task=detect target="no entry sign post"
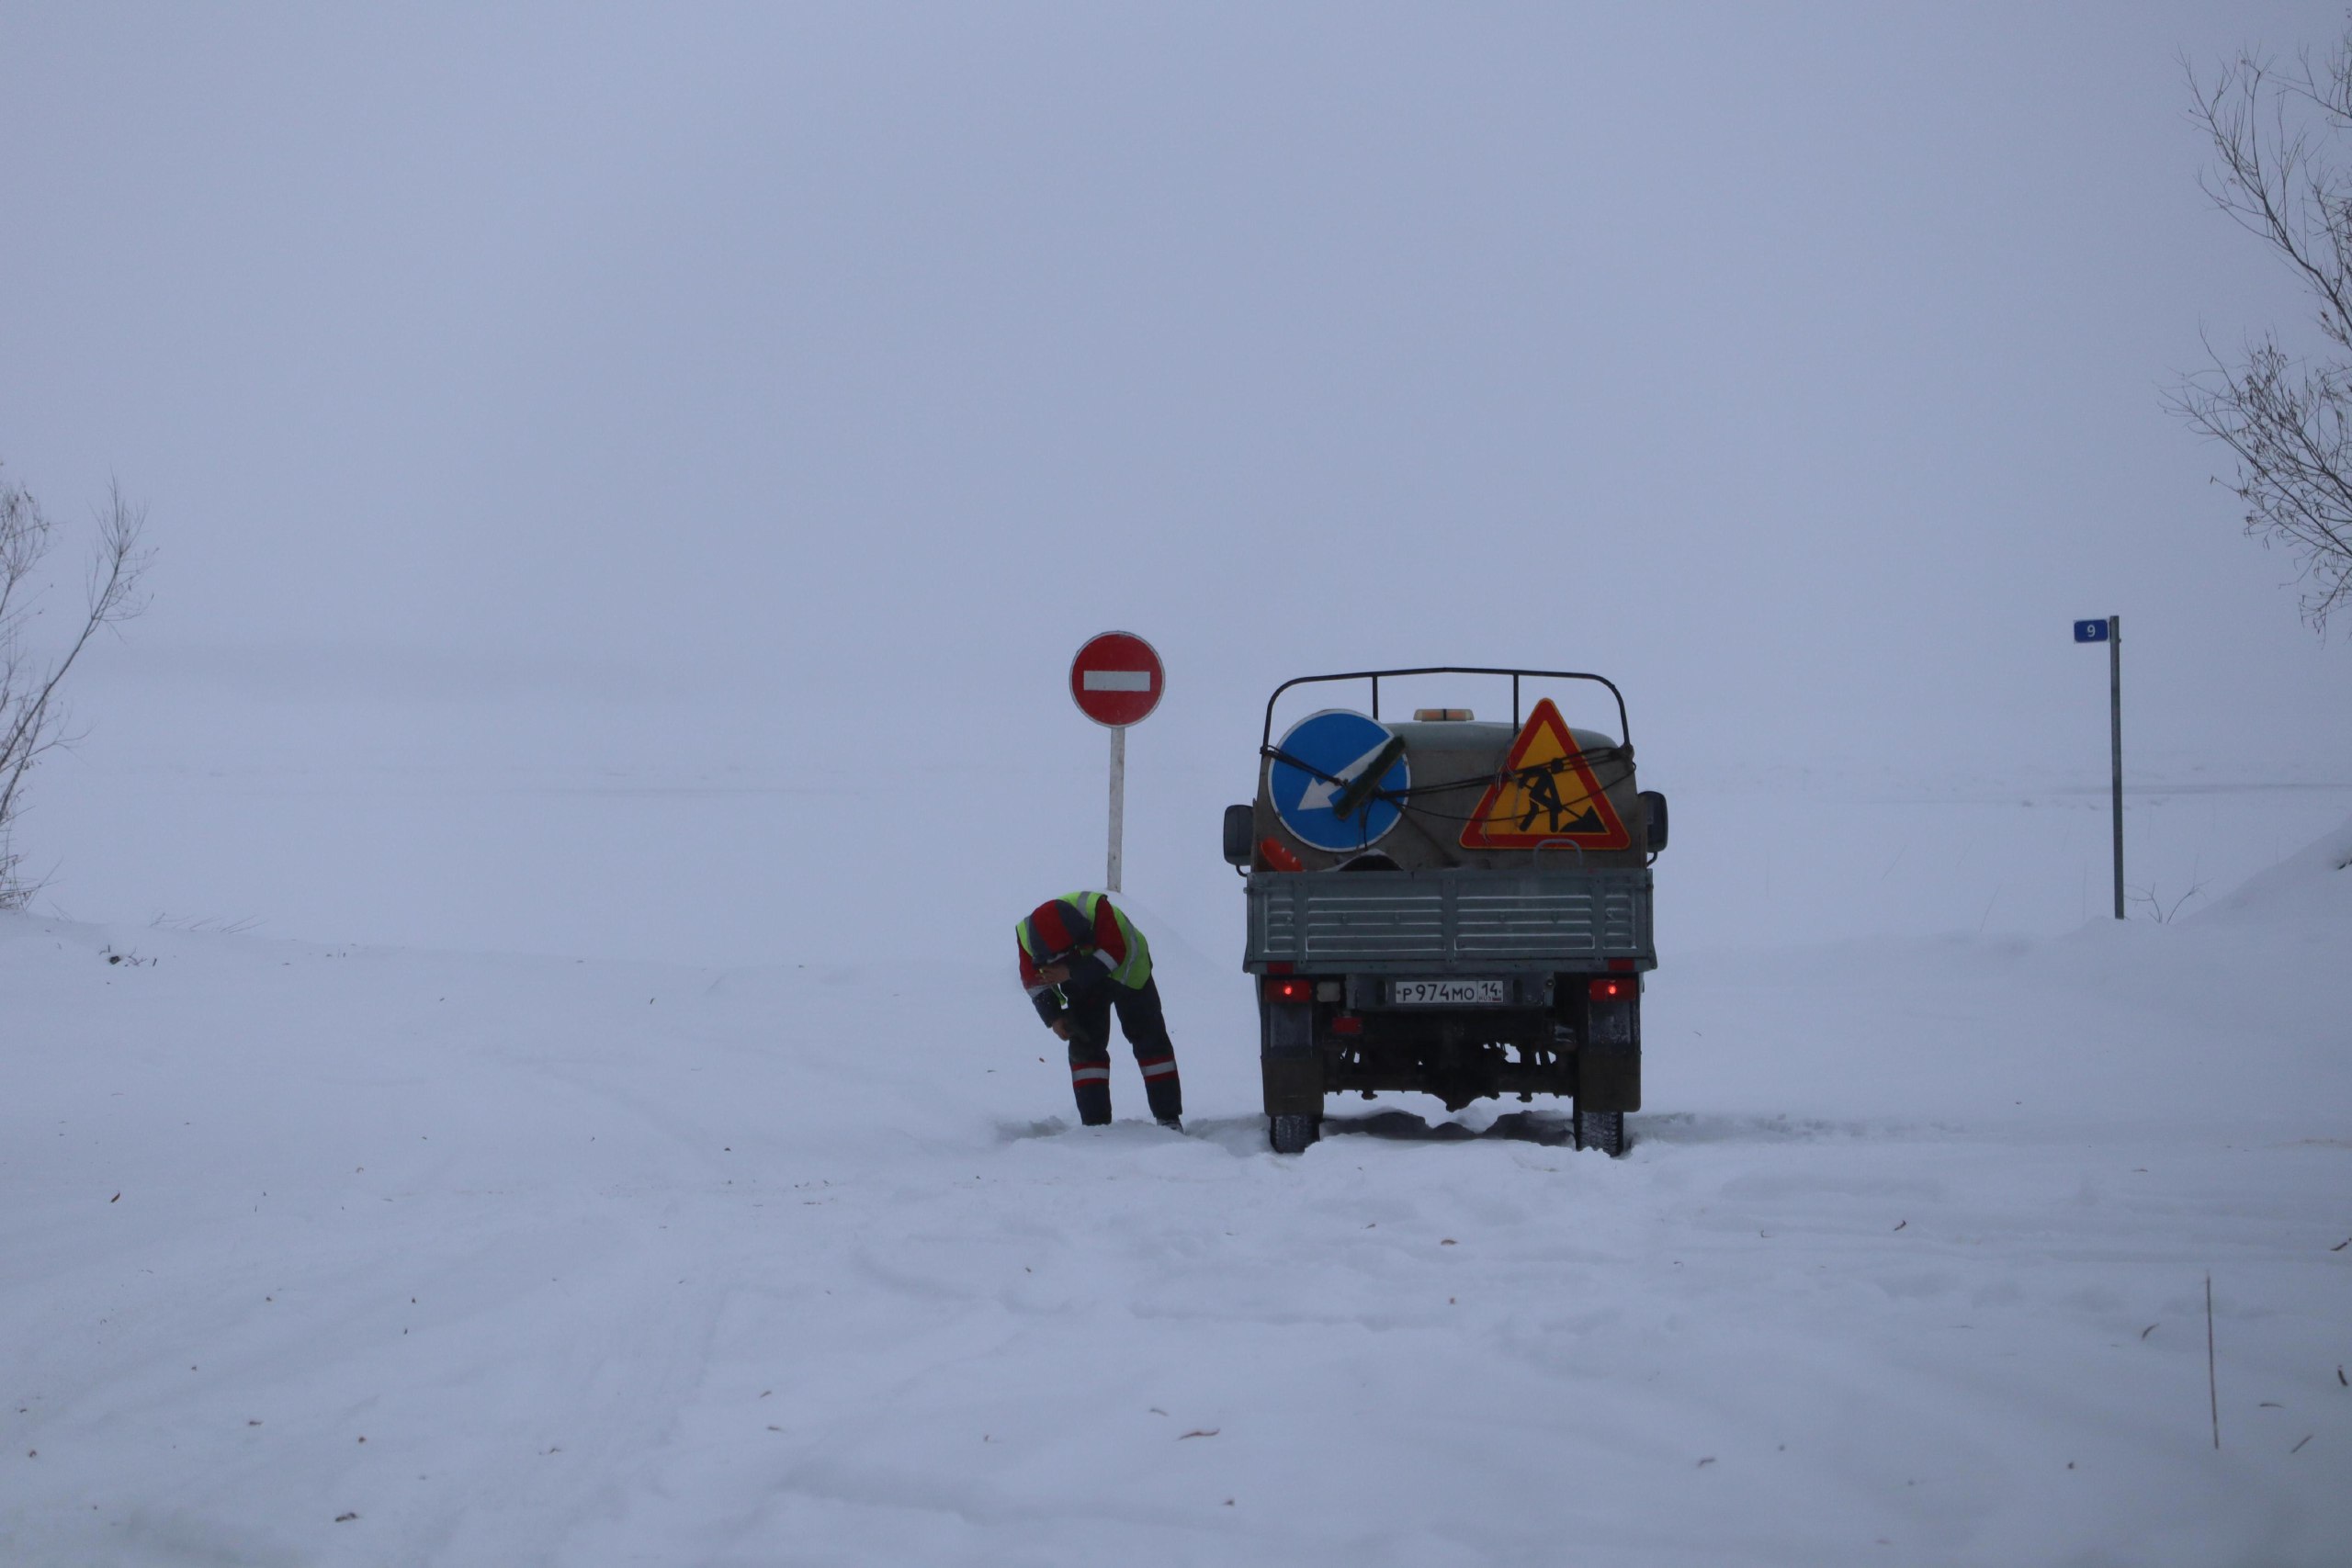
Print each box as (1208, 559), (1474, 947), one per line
(1069, 631), (1164, 893)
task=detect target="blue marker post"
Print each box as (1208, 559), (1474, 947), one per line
(2074, 616), (2122, 919)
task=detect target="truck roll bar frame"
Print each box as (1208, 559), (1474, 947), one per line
(1259, 667), (1632, 751)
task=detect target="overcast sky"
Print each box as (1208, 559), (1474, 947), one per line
(4, 3), (2349, 949)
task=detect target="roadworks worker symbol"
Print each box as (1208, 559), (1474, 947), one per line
(1458, 697), (1633, 851)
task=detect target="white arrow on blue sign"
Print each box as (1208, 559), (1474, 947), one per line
(2074, 618), (2110, 643)
(1268, 709), (1410, 852)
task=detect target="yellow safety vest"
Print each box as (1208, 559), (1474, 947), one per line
(1015, 891), (1153, 989)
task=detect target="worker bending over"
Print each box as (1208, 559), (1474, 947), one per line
(1016, 893), (1183, 1130)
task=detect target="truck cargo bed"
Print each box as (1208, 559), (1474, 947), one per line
(1243, 866), (1655, 974)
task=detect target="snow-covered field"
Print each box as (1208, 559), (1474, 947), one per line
(5, 773), (2348, 1567)
(17, 4), (2352, 1559)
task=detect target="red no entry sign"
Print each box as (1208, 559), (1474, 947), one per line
(1069, 631), (1164, 728)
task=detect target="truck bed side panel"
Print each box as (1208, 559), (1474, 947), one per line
(1246, 868), (1654, 973)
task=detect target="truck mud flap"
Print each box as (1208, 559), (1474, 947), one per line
(1577, 1044), (1641, 1112)
(1577, 987), (1641, 1112)
(1260, 1001), (1322, 1116)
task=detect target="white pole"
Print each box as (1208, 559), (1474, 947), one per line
(1107, 725), (1125, 893)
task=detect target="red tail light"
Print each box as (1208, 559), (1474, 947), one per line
(1607, 957), (1636, 974)
(1330, 1015), (1364, 1035)
(1267, 977), (1314, 1003)
(1588, 977), (1630, 1001)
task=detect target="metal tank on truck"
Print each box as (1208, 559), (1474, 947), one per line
(1219, 668), (1668, 1156)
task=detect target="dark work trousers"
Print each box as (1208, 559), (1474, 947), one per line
(1063, 975), (1182, 1126)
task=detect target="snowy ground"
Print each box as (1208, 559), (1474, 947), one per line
(5, 795), (2348, 1566)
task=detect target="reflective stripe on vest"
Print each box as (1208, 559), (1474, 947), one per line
(1014, 891), (1152, 989)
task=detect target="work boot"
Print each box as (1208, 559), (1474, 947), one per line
(1158, 1116), (1183, 1133)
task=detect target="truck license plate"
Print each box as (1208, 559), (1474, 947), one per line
(1390, 978), (1510, 1007)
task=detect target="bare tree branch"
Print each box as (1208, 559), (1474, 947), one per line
(2172, 31), (2352, 634)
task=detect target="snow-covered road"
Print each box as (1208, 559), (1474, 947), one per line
(4, 822), (2348, 1565)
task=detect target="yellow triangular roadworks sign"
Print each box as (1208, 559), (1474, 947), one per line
(1458, 698), (1633, 851)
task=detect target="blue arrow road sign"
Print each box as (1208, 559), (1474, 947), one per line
(2074, 618), (2110, 642)
(1268, 709), (1411, 853)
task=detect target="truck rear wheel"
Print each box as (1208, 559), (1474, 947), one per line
(1269, 1113), (1320, 1155)
(1574, 1106), (1627, 1157)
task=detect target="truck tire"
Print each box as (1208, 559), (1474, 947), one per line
(1269, 1113), (1320, 1155)
(1574, 1106), (1627, 1157)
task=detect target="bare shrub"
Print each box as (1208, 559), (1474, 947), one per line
(0, 464), (153, 908)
